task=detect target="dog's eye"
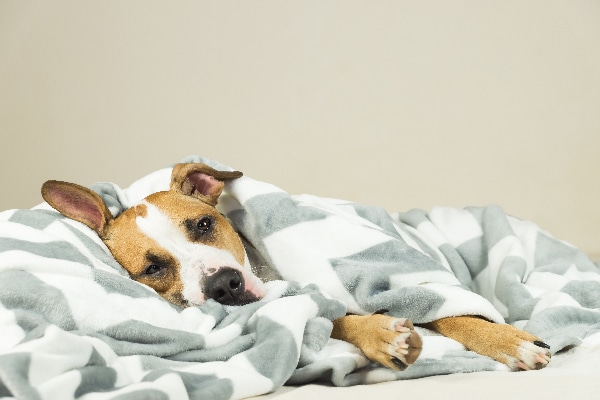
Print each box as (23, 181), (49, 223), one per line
(145, 264), (166, 276)
(196, 217), (212, 234)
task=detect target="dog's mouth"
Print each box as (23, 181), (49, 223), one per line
(202, 267), (262, 306)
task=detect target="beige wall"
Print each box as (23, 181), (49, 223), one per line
(1, 0), (599, 257)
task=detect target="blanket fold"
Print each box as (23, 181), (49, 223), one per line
(1, 155), (599, 399)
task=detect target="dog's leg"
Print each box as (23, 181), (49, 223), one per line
(422, 316), (551, 371)
(331, 314), (422, 370)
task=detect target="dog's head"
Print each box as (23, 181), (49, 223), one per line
(42, 163), (265, 307)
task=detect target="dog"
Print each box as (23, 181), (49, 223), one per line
(41, 162), (551, 372)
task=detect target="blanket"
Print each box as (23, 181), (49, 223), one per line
(1, 155), (599, 399)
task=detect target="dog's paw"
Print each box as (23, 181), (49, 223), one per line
(484, 324), (551, 371)
(472, 320), (551, 371)
(382, 317), (423, 370)
(423, 316), (551, 371)
(505, 336), (551, 371)
(334, 314), (422, 370)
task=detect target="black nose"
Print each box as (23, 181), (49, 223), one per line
(203, 268), (246, 305)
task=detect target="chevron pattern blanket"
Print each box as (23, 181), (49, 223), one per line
(1, 155), (599, 399)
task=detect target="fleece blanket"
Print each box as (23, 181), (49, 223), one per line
(1, 155), (600, 399)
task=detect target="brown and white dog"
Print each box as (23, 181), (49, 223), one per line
(41, 163), (551, 371)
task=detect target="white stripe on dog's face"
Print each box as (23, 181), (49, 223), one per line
(136, 201), (245, 306)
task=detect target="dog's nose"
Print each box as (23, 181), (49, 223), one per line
(203, 268), (246, 306)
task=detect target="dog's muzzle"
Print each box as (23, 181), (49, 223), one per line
(203, 267), (259, 306)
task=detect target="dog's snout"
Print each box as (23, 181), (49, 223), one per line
(203, 268), (246, 306)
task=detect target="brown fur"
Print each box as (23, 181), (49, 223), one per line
(423, 316), (550, 370)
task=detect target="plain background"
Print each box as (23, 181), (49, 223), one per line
(1, 0), (599, 258)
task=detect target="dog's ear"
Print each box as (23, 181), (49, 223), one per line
(170, 163), (243, 206)
(41, 180), (113, 237)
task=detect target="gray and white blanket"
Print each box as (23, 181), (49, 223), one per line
(1, 155), (599, 399)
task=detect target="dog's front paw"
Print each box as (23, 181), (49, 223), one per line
(484, 323), (551, 371)
(380, 317), (423, 370)
(423, 316), (551, 371)
(332, 314), (422, 371)
(507, 336), (552, 371)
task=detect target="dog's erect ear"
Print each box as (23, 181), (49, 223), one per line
(41, 180), (113, 237)
(170, 163), (243, 206)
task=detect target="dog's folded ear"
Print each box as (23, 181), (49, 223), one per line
(41, 180), (113, 237)
(170, 163), (243, 206)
